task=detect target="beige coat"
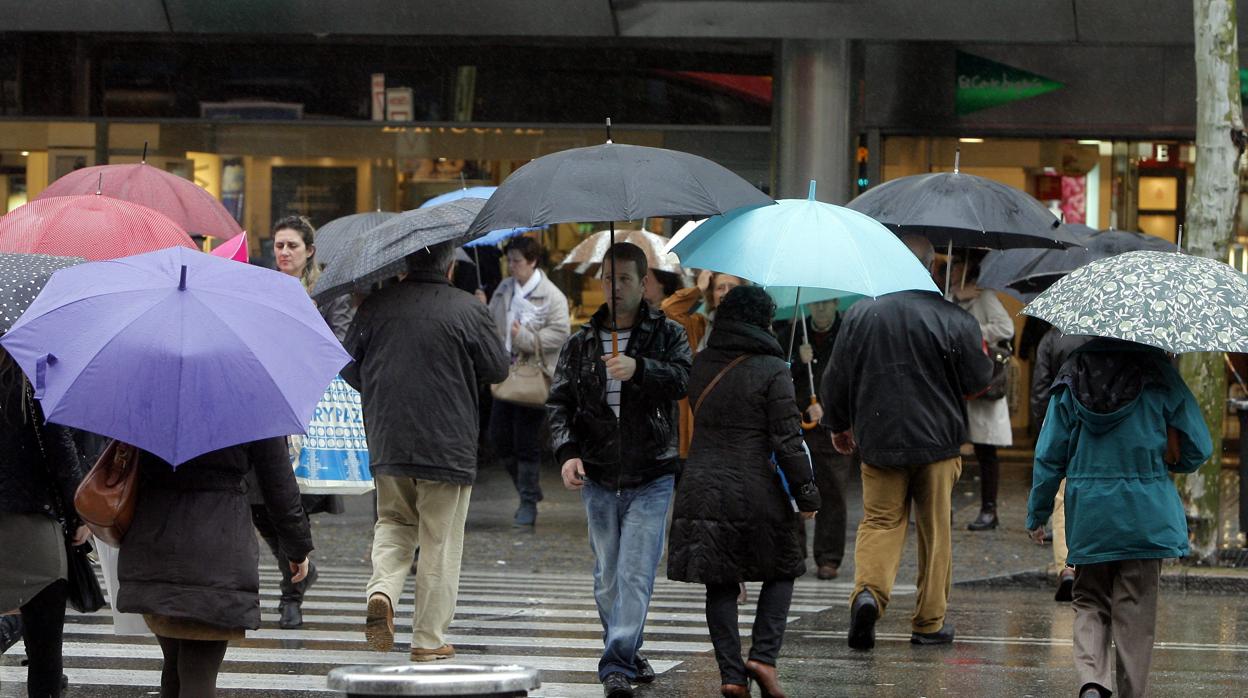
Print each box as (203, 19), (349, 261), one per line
(488, 271), (571, 377)
(956, 290), (1014, 446)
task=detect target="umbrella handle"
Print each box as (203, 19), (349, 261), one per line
(801, 396), (820, 431)
(611, 330), (619, 356)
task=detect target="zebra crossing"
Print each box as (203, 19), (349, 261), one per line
(1, 566), (900, 697)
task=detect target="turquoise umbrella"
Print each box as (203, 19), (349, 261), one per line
(669, 180), (939, 299)
(670, 179), (938, 427)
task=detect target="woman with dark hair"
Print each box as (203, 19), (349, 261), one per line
(667, 285), (820, 698)
(0, 349), (85, 697)
(485, 235), (570, 526)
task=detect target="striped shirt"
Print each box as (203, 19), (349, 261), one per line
(598, 328), (633, 418)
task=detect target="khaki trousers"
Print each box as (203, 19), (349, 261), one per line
(1072, 558), (1162, 698)
(1052, 479), (1068, 569)
(366, 475), (472, 649)
(852, 457), (961, 634)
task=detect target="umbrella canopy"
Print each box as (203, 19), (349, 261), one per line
(466, 142), (773, 237)
(37, 162), (243, 239)
(0, 195), (197, 261)
(980, 226), (1176, 299)
(209, 232), (249, 263)
(663, 218), (705, 255)
(558, 229), (681, 276)
(0, 246), (350, 466)
(670, 181), (940, 299)
(310, 198), (486, 303)
(1022, 251), (1248, 353)
(846, 169), (1072, 249)
(0, 253), (84, 334)
(314, 211), (399, 271)
(420, 186), (537, 249)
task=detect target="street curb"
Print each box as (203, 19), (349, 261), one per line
(955, 567), (1248, 593)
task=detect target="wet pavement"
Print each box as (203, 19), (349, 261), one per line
(5, 457), (1248, 696)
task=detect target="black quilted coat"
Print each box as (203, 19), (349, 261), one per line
(667, 320), (820, 585)
(117, 438), (312, 630)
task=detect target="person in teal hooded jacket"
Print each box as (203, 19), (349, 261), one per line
(1026, 338), (1212, 698)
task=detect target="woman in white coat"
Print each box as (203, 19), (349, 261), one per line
(949, 259), (1014, 531)
(485, 236), (570, 527)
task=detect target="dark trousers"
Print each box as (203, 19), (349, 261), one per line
(796, 429), (850, 566)
(490, 399), (545, 504)
(250, 505), (311, 605)
(20, 579), (67, 698)
(972, 444), (1000, 509)
(705, 579), (794, 686)
(154, 635), (229, 698)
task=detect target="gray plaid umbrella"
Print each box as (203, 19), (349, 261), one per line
(0, 252), (84, 334)
(1022, 251), (1248, 353)
(979, 227), (1177, 300)
(310, 198), (485, 303)
(314, 211), (399, 271)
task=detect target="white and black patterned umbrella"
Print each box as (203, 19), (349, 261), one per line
(0, 252), (84, 334)
(310, 198), (485, 303)
(1023, 251), (1248, 353)
(558, 229), (681, 276)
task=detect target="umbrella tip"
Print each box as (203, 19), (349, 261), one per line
(178, 265), (187, 291)
(807, 180), (817, 201)
(953, 148), (961, 174)
(142, 141), (148, 164)
(95, 173), (103, 196)
(605, 117), (613, 144)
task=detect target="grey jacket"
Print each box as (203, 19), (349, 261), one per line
(487, 271), (570, 376)
(342, 272), (509, 484)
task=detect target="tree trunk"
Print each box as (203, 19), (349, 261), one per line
(1181, 0), (1242, 563)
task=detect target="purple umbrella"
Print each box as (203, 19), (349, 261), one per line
(0, 245), (350, 466)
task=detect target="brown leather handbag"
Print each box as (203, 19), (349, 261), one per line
(74, 440), (140, 547)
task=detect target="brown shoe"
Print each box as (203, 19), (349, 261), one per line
(364, 593), (394, 652)
(745, 659), (786, 698)
(816, 563), (839, 580)
(410, 644), (455, 662)
(721, 683), (751, 697)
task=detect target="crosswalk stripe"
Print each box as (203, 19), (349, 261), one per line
(3, 565), (869, 697)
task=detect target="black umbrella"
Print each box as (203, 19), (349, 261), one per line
(979, 226), (1178, 300)
(467, 121), (772, 351)
(310, 198), (486, 303)
(846, 161), (1073, 251)
(314, 211), (399, 271)
(0, 252), (84, 334)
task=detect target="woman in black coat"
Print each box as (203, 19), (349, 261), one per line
(667, 286), (820, 698)
(0, 350), (86, 697)
(117, 437), (313, 698)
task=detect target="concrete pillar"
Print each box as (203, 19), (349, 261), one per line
(774, 39), (854, 204)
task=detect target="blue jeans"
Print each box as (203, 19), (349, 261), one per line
(582, 474), (675, 680)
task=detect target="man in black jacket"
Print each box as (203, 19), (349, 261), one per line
(823, 235), (993, 651)
(547, 242), (691, 698)
(343, 241), (509, 662)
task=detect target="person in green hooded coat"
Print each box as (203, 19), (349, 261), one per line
(1026, 338), (1212, 698)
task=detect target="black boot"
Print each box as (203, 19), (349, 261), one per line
(967, 506), (998, 531)
(279, 561), (317, 629)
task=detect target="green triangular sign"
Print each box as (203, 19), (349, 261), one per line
(956, 51), (1063, 115)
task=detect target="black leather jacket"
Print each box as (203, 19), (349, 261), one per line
(546, 302), (691, 489)
(823, 291), (993, 468)
(0, 380), (84, 528)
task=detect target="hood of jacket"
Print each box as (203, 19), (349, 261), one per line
(1055, 338), (1168, 433)
(705, 319), (785, 359)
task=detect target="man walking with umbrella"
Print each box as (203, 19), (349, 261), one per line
(343, 241), (509, 661)
(547, 242), (692, 698)
(824, 235), (993, 650)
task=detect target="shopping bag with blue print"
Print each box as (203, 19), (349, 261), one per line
(290, 376), (373, 494)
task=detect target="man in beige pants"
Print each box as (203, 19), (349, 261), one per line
(824, 235), (993, 650)
(343, 241), (508, 661)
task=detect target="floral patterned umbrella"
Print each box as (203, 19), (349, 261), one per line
(558, 228), (681, 276)
(1022, 250), (1248, 353)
